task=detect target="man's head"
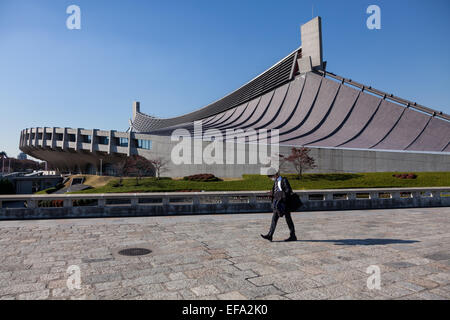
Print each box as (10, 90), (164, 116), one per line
(266, 167), (280, 181)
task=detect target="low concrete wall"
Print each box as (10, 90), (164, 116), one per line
(0, 187), (449, 220)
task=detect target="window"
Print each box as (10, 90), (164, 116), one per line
(82, 135), (92, 143)
(118, 137), (128, 147)
(137, 139), (152, 150)
(68, 134), (76, 142)
(98, 136), (109, 145)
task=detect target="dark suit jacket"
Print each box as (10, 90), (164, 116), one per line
(270, 177), (293, 201)
(270, 177), (293, 216)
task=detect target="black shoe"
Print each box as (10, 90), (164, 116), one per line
(261, 234), (273, 242)
(284, 235), (297, 242)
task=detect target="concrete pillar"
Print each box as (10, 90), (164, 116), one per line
(44, 127), (50, 148)
(62, 128), (68, 150)
(75, 128), (80, 151)
(132, 101), (140, 121)
(298, 56), (313, 74)
(98, 198), (105, 207)
(192, 196), (200, 206)
(63, 198), (72, 208)
(27, 199), (37, 208)
(42, 127), (46, 147)
(127, 131), (132, 156)
(51, 127), (56, 149)
(299, 193), (308, 204)
(90, 129), (96, 152)
(300, 16), (323, 70)
(34, 127), (38, 147)
(108, 130), (112, 155)
(221, 195), (229, 206)
(28, 128), (32, 147)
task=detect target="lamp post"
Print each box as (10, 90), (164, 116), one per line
(100, 159), (103, 176)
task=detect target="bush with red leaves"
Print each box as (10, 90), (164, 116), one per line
(392, 173), (417, 179)
(183, 174), (222, 182)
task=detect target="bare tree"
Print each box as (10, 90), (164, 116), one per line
(149, 157), (169, 180)
(284, 147), (317, 179)
(114, 155), (155, 185)
(129, 155), (155, 185)
(113, 158), (130, 186)
(134, 156), (155, 185)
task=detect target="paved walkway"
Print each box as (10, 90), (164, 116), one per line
(0, 207), (449, 300)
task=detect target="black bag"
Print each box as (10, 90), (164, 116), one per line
(273, 199), (287, 217)
(287, 192), (303, 211)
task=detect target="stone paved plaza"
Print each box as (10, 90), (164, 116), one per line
(0, 207), (449, 300)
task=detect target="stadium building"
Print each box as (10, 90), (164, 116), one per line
(19, 17), (450, 177)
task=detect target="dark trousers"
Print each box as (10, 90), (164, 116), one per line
(268, 210), (296, 238)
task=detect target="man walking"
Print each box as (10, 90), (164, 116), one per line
(261, 169), (297, 242)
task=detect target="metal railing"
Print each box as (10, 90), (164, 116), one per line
(316, 69), (450, 122)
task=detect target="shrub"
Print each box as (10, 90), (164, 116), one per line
(183, 174), (222, 182)
(392, 173), (417, 179)
(38, 200), (63, 207)
(41, 183), (65, 194)
(51, 200), (64, 207)
(0, 179), (14, 194)
(44, 187), (57, 194)
(73, 199), (97, 207)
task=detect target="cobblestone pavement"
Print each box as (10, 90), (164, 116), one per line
(0, 207), (449, 300)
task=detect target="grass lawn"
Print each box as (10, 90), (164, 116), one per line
(71, 172), (450, 194)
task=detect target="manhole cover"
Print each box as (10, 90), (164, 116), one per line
(118, 248), (152, 256)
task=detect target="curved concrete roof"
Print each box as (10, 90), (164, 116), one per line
(132, 48), (301, 132)
(132, 50), (450, 154)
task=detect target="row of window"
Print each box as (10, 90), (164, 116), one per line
(137, 139), (152, 150)
(25, 133), (152, 150)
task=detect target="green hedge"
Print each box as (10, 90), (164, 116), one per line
(0, 179), (14, 195)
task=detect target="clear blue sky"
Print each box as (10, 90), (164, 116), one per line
(1, 0), (449, 159)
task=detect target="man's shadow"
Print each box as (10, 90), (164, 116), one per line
(272, 238), (420, 245)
